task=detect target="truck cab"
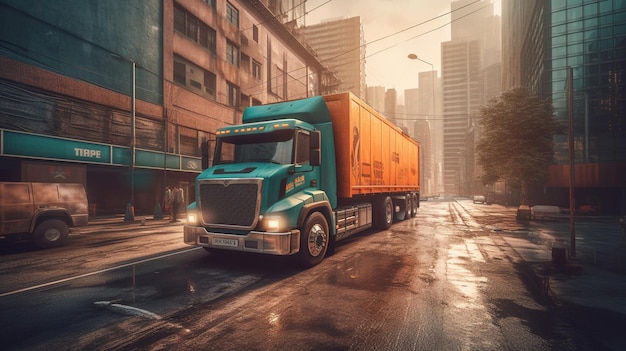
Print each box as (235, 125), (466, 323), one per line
(185, 117), (332, 266)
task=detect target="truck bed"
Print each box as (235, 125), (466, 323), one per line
(323, 92), (420, 198)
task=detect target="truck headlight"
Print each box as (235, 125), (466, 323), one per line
(262, 215), (284, 232)
(187, 213), (198, 225)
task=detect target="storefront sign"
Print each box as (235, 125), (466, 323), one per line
(2, 130), (201, 172)
(3, 130), (111, 163)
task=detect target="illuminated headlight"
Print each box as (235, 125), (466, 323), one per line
(262, 215), (284, 232)
(187, 213), (198, 225)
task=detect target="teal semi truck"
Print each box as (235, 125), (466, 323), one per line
(184, 92), (420, 267)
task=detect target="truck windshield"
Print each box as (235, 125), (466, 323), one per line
(215, 129), (294, 165)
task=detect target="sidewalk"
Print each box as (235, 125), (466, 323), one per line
(499, 215), (626, 316)
(74, 214), (186, 235)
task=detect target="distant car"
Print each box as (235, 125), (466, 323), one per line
(473, 195), (486, 204)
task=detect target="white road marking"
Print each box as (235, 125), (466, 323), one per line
(0, 247), (201, 298)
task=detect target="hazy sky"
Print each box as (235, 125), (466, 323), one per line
(304, 0), (500, 100)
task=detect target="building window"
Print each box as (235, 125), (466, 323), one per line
(204, 70), (216, 97)
(179, 126), (200, 156)
(226, 41), (239, 66)
(252, 60), (262, 80)
(241, 53), (251, 74)
(241, 93), (250, 109)
(253, 25), (259, 42)
(252, 98), (262, 106)
(203, 0), (216, 9)
(226, 2), (239, 28)
(173, 55), (216, 99)
(174, 61), (186, 85)
(271, 64), (285, 98)
(174, 4), (216, 53)
(227, 82), (240, 107)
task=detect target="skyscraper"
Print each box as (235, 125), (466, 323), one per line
(303, 17), (366, 99)
(503, 0), (626, 213)
(441, 40), (482, 195)
(441, 0), (501, 196)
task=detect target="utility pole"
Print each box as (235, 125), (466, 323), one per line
(567, 67), (576, 257)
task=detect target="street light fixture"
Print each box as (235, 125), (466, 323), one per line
(407, 53), (436, 118)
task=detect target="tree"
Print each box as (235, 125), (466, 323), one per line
(475, 87), (561, 205)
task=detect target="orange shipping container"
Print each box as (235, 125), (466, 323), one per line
(323, 92), (420, 199)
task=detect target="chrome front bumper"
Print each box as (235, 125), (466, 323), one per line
(184, 225), (300, 255)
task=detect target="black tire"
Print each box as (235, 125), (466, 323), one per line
(33, 219), (69, 248)
(373, 196), (394, 230)
(406, 194), (413, 218)
(298, 212), (329, 267)
(411, 193), (418, 217)
(395, 196), (407, 221)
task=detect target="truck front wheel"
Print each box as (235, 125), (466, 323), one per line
(33, 219), (69, 248)
(298, 212), (329, 267)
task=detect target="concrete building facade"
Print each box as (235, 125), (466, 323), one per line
(0, 0), (326, 215)
(302, 16), (366, 99)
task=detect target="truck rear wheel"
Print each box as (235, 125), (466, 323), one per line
(33, 219), (69, 248)
(373, 196), (393, 230)
(411, 193), (418, 217)
(298, 212), (329, 267)
(406, 194), (413, 218)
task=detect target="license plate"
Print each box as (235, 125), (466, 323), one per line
(213, 238), (238, 247)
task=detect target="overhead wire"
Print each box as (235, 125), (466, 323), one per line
(242, 0), (489, 98)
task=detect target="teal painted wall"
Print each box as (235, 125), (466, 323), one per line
(0, 0), (162, 104)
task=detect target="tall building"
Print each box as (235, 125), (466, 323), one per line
(366, 85), (386, 113)
(441, 40), (482, 196)
(503, 0), (626, 213)
(0, 0), (326, 215)
(441, 0), (501, 196)
(417, 71), (443, 196)
(385, 88), (398, 124)
(303, 17), (366, 99)
(405, 70), (442, 197)
(414, 120), (433, 197)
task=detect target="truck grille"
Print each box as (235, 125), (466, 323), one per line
(198, 179), (262, 230)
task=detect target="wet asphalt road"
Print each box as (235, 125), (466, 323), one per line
(0, 199), (600, 350)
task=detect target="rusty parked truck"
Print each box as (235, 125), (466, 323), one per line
(0, 182), (88, 247)
(184, 92), (420, 267)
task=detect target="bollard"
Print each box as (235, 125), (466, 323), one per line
(552, 239), (567, 264)
(516, 205), (531, 221)
(141, 217), (146, 226)
(124, 202), (135, 222)
(154, 203), (163, 219)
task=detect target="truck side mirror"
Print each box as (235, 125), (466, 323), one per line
(201, 140), (211, 169)
(310, 130), (321, 167)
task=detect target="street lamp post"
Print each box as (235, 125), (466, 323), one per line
(407, 54), (436, 118)
(408, 53), (437, 195)
(111, 53), (137, 221)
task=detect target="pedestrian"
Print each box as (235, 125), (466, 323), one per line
(163, 186), (172, 220)
(172, 184), (184, 222)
